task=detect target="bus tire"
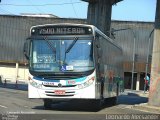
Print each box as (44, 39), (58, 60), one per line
(110, 97), (117, 105)
(105, 97), (117, 106)
(88, 99), (103, 111)
(43, 99), (52, 109)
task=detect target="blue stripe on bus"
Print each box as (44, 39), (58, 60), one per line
(75, 77), (86, 82)
(33, 76), (86, 83)
(33, 77), (60, 82)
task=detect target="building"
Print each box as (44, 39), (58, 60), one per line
(111, 21), (154, 90)
(0, 15), (154, 90)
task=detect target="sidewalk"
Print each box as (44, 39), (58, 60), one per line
(0, 80), (28, 91)
(133, 103), (160, 114)
(125, 89), (149, 97)
(123, 89), (160, 114)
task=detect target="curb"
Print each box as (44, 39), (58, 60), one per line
(133, 103), (160, 114)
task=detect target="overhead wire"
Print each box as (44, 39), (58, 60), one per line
(0, 7), (15, 15)
(27, 0), (44, 14)
(0, 1), (83, 30)
(0, 1), (51, 29)
(0, 1), (83, 63)
(0, 2), (82, 7)
(70, 0), (78, 18)
(0, 7), (37, 31)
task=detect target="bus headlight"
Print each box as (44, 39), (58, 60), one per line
(29, 78), (42, 89)
(78, 77), (95, 89)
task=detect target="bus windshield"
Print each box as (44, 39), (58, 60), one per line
(30, 38), (94, 73)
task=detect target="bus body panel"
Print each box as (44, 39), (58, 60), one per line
(28, 71), (98, 99)
(25, 23), (123, 103)
(94, 28), (123, 99)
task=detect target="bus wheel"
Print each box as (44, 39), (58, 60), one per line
(43, 99), (52, 109)
(105, 97), (117, 106)
(89, 99), (103, 112)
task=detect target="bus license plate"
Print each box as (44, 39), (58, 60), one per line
(54, 90), (65, 95)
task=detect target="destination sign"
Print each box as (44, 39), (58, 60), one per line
(31, 26), (93, 36)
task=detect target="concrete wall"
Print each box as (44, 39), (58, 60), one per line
(0, 65), (29, 83)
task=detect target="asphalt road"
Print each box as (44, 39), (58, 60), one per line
(0, 86), (152, 120)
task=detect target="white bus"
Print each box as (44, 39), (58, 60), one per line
(24, 23), (123, 110)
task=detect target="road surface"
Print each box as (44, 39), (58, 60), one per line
(0, 86), (154, 120)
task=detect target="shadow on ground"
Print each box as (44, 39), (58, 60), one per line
(32, 93), (148, 112)
(0, 82), (28, 91)
(0, 83), (148, 112)
(32, 99), (118, 112)
(117, 93), (148, 105)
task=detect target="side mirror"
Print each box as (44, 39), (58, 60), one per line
(23, 40), (30, 60)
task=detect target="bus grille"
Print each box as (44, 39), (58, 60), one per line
(46, 95), (74, 97)
(45, 91), (75, 97)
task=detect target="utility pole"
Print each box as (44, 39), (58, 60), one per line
(131, 32), (136, 90)
(82, 0), (122, 36)
(144, 29), (154, 93)
(149, 0), (160, 106)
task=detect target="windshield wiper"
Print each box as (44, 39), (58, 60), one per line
(44, 37), (56, 54)
(65, 37), (78, 53)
